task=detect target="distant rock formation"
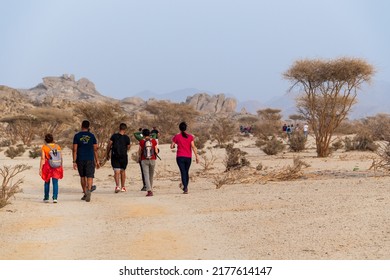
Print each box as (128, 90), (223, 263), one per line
(185, 93), (237, 113)
(20, 74), (115, 105)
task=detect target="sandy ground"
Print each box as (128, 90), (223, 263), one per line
(1, 136), (390, 260)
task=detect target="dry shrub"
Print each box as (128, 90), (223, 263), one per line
(261, 136), (285, 155)
(192, 125), (209, 150)
(344, 133), (378, 152)
(199, 148), (217, 172)
(288, 132), (306, 152)
(359, 114), (390, 141)
(144, 100), (200, 143)
(5, 145), (25, 159)
(369, 142), (390, 173)
(29, 146), (41, 159)
(210, 117), (237, 146)
(213, 157), (309, 188)
(0, 164), (31, 208)
(224, 144), (250, 171)
(331, 137), (344, 151)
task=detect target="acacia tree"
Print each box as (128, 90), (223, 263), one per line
(284, 57), (374, 157)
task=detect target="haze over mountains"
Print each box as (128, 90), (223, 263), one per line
(1, 74), (389, 120)
(132, 80), (390, 119)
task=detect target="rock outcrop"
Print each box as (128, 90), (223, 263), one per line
(20, 74), (115, 106)
(185, 93), (237, 113)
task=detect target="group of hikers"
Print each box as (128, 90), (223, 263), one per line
(39, 120), (199, 203)
(282, 123), (309, 139)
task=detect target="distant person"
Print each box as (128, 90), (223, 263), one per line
(106, 123), (131, 193)
(39, 133), (63, 203)
(138, 129), (158, 197)
(282, 124), (287, 132)
(134, 127), (147, 191)
(73, 120), (100, 202)
(303, 123), (309, 138)
(170, 122), (199, 194)
(150, 126), (160, 144)
(286, 125), (292, 139)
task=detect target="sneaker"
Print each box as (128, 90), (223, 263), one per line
(53, 199), (58, 203)
(43, 199), (49, 203)
(81, 194), (87, 200)
(85, 190), (91, 202)
(121, 187), (127, 192)
(91, 185), (97, 192)
(146, 191), (153, 197)
(183, 189), (188, 194)
(115, 186), (120, 193)
(179, 183), (183, 190)
(140, 186), (147, 191)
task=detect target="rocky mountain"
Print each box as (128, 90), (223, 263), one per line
(186, 93), (237, 114)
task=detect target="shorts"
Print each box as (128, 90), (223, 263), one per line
(111, 156), (128, 171)
(76, 160), (95, 178)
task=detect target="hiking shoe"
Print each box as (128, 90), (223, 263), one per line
(85, 190), (91, 202)
(146, 191), (153, 197)
(183, 189), (188, 194)
(121, 187), (127, 192)
(43, 199), (49, 203)
(179, 183), (183, 190)
(140, 186), (147, 191)
(91, 185), (97, 192)
(81, 194), (87, 200)
(115, 186), (120, 193)
(53, 199), (58, 203)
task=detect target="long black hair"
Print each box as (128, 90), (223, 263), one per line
(179, 122), (188, 138)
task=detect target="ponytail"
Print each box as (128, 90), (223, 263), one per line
(179, 122), (188, 138)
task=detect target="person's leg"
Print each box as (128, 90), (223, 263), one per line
(139, 162), (146, 190)
(114, 169), (120, 192)
(149, 160), (156, 191)
(141, 160), (152, 193)
(52, 178), (59, 201)
(183, 157), (192, 192)
(44, 181), (50, 201)
(80, 177), (87, 193)
(84, 160), (95, 202)
(120, 170), (126, 191)
(176, 157), (187, 190)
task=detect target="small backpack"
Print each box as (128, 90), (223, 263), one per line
(143, 139), (154, 159)
(112, 134), (128, 158)
(46, 144), (62, 168)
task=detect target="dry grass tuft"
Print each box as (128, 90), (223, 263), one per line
(0, 164), (31, 208)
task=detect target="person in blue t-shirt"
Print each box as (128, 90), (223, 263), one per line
(72, 120), (100, 202)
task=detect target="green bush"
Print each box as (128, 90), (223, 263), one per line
(29, 146), (41, 159)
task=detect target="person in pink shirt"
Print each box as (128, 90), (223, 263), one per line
(170, 122), (199, 194)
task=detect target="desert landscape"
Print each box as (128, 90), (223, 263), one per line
(1, 135), (389, 260)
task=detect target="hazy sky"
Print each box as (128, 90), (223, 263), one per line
(1, 0), (389, 102)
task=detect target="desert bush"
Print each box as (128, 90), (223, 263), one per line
(143, 100), (199, 143)
(261, 136), (285, 155)
(288, 132), (306, 152)
(224, 144), (250, 171)
(0, 139), (11, 147)
(29, 146), (41, 159)
(344, 133), (378, 152)
(5, 145), (26, 159)
(192, 125), (209, 150)
(359, 114), (390, 141)
(199, 149), (217, 172)
(210, 117), (237, 146)
(331, 138), (344, 151)
(0, 164), (31, 208)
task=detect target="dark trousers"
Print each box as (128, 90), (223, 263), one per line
(176, 157), (192, 191)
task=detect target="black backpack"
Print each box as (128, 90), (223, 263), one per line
(111, 134), (128, 158)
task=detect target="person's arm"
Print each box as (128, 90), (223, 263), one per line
(106, 140), (113, 160)
(39, 147), (45, 176)
(138, 144), (142, 162)
(191, 141), (199, 164)
(72, 143), (78, 170)
(94, 144), (100, 169)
